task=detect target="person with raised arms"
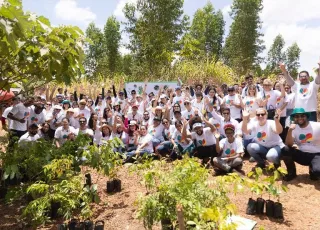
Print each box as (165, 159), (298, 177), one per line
(242, 108), (284, 170)
(282, 108), (320, 181)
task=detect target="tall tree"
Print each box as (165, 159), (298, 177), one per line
(265, 34), (286, 74)
(285, 42), (301, 77)
(84, 22), (105, 79)
(104, 16), (121, 74)
(123, 0), (188, 76)
(189, 2), (225, 60)
(223, 0), (264, 75)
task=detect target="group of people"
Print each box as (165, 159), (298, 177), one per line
(1, 63), (320, 181)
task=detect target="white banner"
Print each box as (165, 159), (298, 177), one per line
(125, 82), (179, 95)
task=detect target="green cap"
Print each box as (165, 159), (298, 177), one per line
(290, 108), (310, 121)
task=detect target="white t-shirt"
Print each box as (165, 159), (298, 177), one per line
(137, 133), (153, 152)
(172, 95), (185, 111)
(286, 93), (295, 110)
(77, 107), (91, 123)
(19, 133), (41, 145)
(191, 127), (216, 147)
(46, 111), (64, 130)
(292, 81), (319, 112)
(181, 109), (196, 121)
(29, 109), (45, 125)
(76, 128), (94, 136)
(263, 90), (281, 110)
(191, 99), (204, 112)
(243, 96), (260, 114)
(9, 103), (31, 131)
(172, 129), (192, 149)
(2, 106), (12, 128)
(163, 125), (175, 140)
(223, 94), (241, 119)
(292, 122), (320, 153)
(148, 124), (164, 139)
(54, 126), (77, 145)
(127, 112), (143, 123)
(275, 94), (289, 117)
(210, 112), (241, 137)
(248, 120), (284, 148)
(219, 138), (244, 158)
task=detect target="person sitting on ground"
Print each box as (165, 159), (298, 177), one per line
(282, 108), (320, 181)
(242, 108), (284, 170)
(19, 123), (41, 146)
(182, 117), (217, 165)
(54, 117), (76, 148)
(213, 124), (244, 174)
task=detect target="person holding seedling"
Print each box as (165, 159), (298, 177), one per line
(282, 108), (320, 181)
(213, 124), (244, 174)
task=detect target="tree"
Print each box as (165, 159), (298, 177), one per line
(123, 0), (188, 76)
(104, 16), (121, 74)
(188, 2), (225, 60)
(265, 34), (286, 74)
(84, 22), (106, 80)
(0, 0), (85, 94)
(285, 42), (301, 77)
(223, 0), (264, 75)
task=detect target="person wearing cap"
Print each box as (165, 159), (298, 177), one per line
(18, 123), (41, 146)
(29, 102), (45, 126)
(221, 86), (242, 122)
(62, 100), (71, 112)
(191, 92), (204, 113)
(65, 108), (78, 128)
(242, 108), (284, 170)
(96, 123), (112, 146)
(127, 104), (142, 124)
(46, 104), (64, 138)
(126, 120), (139, 151)
(148, 116), (165, 148)
(182, 117), (217, 165)
(280, 62), (320, 122)
(159, 94), (168, 107)
(171, 87), (186, 111)
(282, 108), (320, 181)
(181, 99), (201, 121)
(213, 124), (244, 174)
(7, 96), (34, 139)
(76, 99), (91, 125)
(54, 117), (77, 148)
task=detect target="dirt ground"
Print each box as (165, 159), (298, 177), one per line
(0, 128), (320, 230)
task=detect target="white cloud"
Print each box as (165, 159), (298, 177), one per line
(261, 0), (320, 75)
(221, 4), (231, 17)
(55, 0), (96, 24)
(114, 0), (138, 19)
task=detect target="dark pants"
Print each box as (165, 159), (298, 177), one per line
(235, 118), (242, 123)
(9, 129), (27, 148)
(282, 146), (320, 177)
(309, 111), (317, 122)
(193, 144), (217, 161)
(279, 117), (287, 142)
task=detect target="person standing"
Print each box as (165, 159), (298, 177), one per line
(280, 62), (320, 121)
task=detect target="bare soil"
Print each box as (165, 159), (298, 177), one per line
(0, 128), (320, 230)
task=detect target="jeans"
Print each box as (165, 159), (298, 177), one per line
(126, 149), (151, 157)
(156, 141), (173, 155)
(152, 137), (164, 148)
(243, 138), (254, 150)
(247, 143), (281, 165)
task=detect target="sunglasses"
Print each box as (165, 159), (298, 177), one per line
(46, 104), (52, 106)
(256, 113), (266, 117)
(162, 121), (169, 125)
(79, 120), (86, 123)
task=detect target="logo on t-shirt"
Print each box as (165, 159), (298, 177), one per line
(214, 123), (220, 129)
(30, 117), (38, 123)
(299, 88), (308, 97)
(225, 148), (235, 156)
(149, 129), (156, 135)
(177, 135), (182, 141)
(299, 133), (313, 143)
(245, 100), (254, 107)
(198, 139), (206, 146)
(24, 112), (30, 118)
(226, 100), (233, 105)
(63, 134), (68, 139)
(276, 97), (281, 104)
(257, 132), (267, 142)
(80, 113), (84, 117)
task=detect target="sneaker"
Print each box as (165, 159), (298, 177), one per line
(249, 157), (256, 162)
(283, 173), (297, 181)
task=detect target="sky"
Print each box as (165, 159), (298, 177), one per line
(22, 0), (320, 76)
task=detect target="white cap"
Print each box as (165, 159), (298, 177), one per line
(53, 105), (62, 110)
(160, 94), (167, 99)
(193, 123), (203, 130)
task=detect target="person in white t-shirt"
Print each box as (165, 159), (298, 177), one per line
(182, 117), (217, 165)
(148, 116), (164, 147)
(213, 124), (244, 174)
(125, 125), (154, 162)
(221, 86), (242, 122)
(8, 97), (34, 138)
(75, 99), (91, 126)
(19, 123), (41, 146)
(280, 62), (320, 121)
(76, 117), (94, 138)
(2, 97), (20, 131)
(46, 105), (64, 138)
(54, 117), (77, 147)
(282, 108), (320, 181)
(242, 108), (284, 170)
(29, 102), (45, 126)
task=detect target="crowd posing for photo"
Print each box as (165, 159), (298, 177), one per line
(1, 63), (320, 181)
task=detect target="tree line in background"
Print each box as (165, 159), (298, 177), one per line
(84, 0), (301, 84)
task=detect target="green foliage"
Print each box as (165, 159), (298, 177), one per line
(265, 34), (286, 75)
(223, 0), (265, 76)
(135, 158), (237, 229)
(184, 2), (225, 61)
(286, 42), (301, 78)
(0, 0), (85, 93)
(123, 0), (188, 76)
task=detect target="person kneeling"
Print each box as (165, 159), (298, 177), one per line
(213, 124), (244, 174)
(282, 108), (320, 181)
